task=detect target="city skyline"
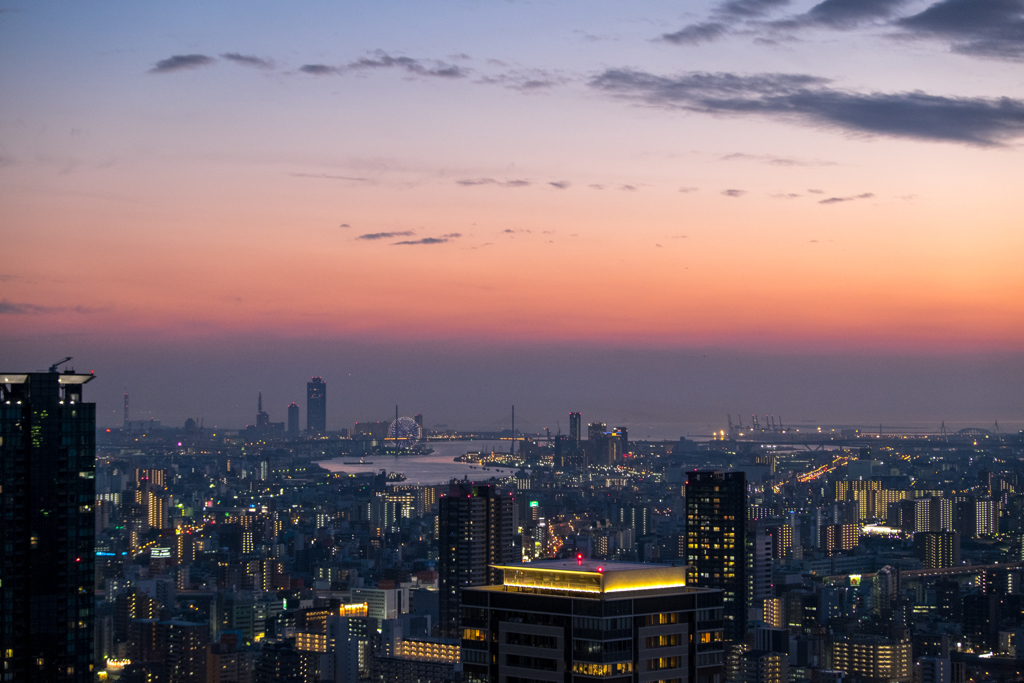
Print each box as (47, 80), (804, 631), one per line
(1, 1), (1022, 432)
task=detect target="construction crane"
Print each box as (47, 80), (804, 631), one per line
(49, 356), (73, 373)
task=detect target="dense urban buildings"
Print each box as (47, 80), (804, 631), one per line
(0, 368), (97, 682)
(2, 375), (1016, 683)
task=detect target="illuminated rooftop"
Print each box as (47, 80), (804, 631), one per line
(490, 559), (689, 596)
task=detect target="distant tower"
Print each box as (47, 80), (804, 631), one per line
(307, 377), (326, 434)
(569, 412), (581, 444)
(287, 402), (300, 439)
(256, 391), (270, 427)
(123, 392), (129, 430)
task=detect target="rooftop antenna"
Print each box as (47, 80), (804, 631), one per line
(49, 356), (73, 373)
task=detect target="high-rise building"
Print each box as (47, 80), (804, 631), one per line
(438, 483), (515, 637)
(461, 559), (726, 683)
(686, 470), (748, 642)
(307, 376), (326, 434)
(820, 523), (860, 557)
(0, 369), (97, 682)
(287, 402), (300, 438)
(569, 411), (582, 444)
(915, 531), (961, 569)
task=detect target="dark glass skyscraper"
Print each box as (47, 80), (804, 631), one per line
(438, 483), (515, 637)
(287, 401), (300, 438)
(569, 411), (581, 444)
(306, 376), (326, 434)
(686, 470), (747, 642)
(0, 369), (96, 682)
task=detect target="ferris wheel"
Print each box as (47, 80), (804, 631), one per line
(387, 416), (423, 449)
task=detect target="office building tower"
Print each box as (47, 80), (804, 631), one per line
(287, 402), (300, 438)
(0, 368), (96, 682)
(569, 411), (582, 444)
(438, 483), (515, 637)
(915, 531), (961, 569)
(307, 376), (326, 434)
(686, 470), (748, 642)
(461, 559), (725, 683)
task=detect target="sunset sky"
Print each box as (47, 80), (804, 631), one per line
(2, 1), (1022, 434)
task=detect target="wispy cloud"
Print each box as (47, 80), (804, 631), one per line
(0, 299), (97, 314)
(662, 22), (730, 45)
(590, 69), (1024, 146)
(357, 231), (416, 240)
(722, 189), (747, 197)
(394, 233), (461, 245)
(299, 64), (341, 75)
(221, 52), (273, 68)
(661, 0), (791, 44)
(721, 152), (836, 166)
(819, 192), (874, 204)
(549, 181), (571, 189)
(348, 51), (468, 78)
(289, 172), (372, 182)
(150, 54), (215, 73)
(456, 178), (531, 187)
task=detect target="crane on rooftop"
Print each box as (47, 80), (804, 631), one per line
(49, 356), (73, 373)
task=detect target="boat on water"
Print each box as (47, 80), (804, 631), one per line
(342, 460), (373, 465)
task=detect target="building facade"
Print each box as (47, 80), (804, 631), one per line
(0, 369), (97, 682)
(461, 559), (726, 683)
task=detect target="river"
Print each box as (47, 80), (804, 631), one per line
(315, 440), (522, 485)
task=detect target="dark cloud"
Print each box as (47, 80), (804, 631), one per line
(456, 178), (530, 187)
(590, 69), (1024, 146)
(348, 52), (468, 78)
(777, 0), (911, 29)
(357, 231), (416, 240)
(898, 0), (1024, 60)
(662, 0), (791, 44)
(150, 54), (215, 73)
(339, 223), (351, 228)
(299, 64), (341, 75)
(549, 181), (571, 189)
(502, 229), (515, 234)
(808, 188), (825, 193)
(662, 22), (729, 44)
(0, 299), (95, 314)
(819, 192), (874, 204)
(719, 0), (793, 18)
(620, 184), (638, 191)
(221, 53), (273, 68)
(394, 236), (453, 245)
(723, 189), (747, 197)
